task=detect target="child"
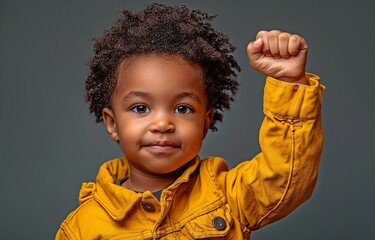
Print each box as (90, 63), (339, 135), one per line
(56, 3), (324, 240)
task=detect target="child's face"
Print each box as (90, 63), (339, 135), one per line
(102, 54), (213, 175)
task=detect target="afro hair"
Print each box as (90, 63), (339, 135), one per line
(85, 3), (240, 131)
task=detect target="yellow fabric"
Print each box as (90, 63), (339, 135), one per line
(56, 73), (325, 240)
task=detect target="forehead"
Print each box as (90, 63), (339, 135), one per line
(114, 53), (206, 96)
(118, 53), (203, 78)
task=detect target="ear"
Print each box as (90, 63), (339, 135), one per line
(102, 107), (119, 142)
(203, 108), (214, 138)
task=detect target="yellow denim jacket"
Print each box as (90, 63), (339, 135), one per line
(56, 74), (324, 240)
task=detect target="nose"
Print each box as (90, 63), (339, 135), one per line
(149, 112), (175, 133)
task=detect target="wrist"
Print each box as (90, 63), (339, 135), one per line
(278, 73), (308, 85)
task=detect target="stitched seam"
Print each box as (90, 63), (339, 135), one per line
(62, 197), (94, 223)
(291, 85), (301, 116)
(263, 110), (318, 122)
(298, 87), (305, 117)
(209, 158), (226, 198)
(155, 200), (217, 238)
(174, 197), (225, 228)
(255, 120), (296, 228)
(60, 222), (78, 240)
(185, 207), (230, 237)
(111, 231), (153, 240)
(94, 192), (141, 221)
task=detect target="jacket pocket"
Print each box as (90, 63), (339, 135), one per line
(184, 203), (233, 239)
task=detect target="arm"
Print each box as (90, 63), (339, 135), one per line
(224, 30), (324, 230)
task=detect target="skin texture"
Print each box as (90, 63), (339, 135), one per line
(247, 30), (308, 84)
(102, 54), (213, 192)
(103, 30), (308, 192)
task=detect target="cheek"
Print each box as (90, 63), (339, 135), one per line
(178, 119), (205, 143)
(118, 118), (147, 143)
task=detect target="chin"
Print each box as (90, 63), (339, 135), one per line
(147, 164), (187, 176)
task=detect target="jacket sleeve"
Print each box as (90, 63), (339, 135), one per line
(224, 73), (325, 230)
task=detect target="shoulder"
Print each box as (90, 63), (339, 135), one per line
(200, 156), (229, 174)
(197, 156), (230, 191)
(59, 196), (113, 239)
(62, 196), (106, 225)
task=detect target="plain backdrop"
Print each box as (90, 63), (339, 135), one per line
(1, 0), (374, 239)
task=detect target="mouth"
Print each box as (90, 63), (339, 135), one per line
(142, 141), (180, 152)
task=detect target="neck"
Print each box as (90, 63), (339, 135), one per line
(122, 164), (189, 193)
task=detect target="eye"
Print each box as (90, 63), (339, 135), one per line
(131, 105), (150, 114)
(174, 105), (193, 114)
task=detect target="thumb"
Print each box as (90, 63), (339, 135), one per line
(247, 38), (263, 66)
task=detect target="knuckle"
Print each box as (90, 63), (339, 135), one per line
(257, 30), (268, 35)
(290, 34), (300, 42)
(270, 29), (281, 36)
(270, 29), (281, 33)
(256, 30), (267, 38)
(278, 32), (290, 40)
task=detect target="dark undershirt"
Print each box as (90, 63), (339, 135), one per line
(115, 177), (162, 200)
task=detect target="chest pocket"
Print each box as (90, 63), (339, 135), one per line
(184, 203), (233, 239)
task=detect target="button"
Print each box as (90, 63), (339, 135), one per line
(293, 85), (299, 91)
(141, 201), (156, 212)
(212, 216), (226, 230)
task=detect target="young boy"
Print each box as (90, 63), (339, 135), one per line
(56, 3), (324, 240)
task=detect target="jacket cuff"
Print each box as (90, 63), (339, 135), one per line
(263, 73), (325, 119)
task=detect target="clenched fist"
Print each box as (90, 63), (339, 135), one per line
(247, 30), (308, 85)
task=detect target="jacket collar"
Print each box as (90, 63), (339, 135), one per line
(85, 156), (201, 221)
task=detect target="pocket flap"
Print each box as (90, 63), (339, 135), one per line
(185, 204), (233, 238)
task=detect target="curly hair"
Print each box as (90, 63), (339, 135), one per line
(85, 3), (240, 131)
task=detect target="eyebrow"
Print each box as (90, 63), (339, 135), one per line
(121, 91), (202, 104)
(177, 92), (202, 104)
(122, 91), (151, 103)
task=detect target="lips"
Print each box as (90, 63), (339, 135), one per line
(142, 141), (180, 152)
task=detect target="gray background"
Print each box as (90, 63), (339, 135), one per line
(1, 0), (374, 239)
